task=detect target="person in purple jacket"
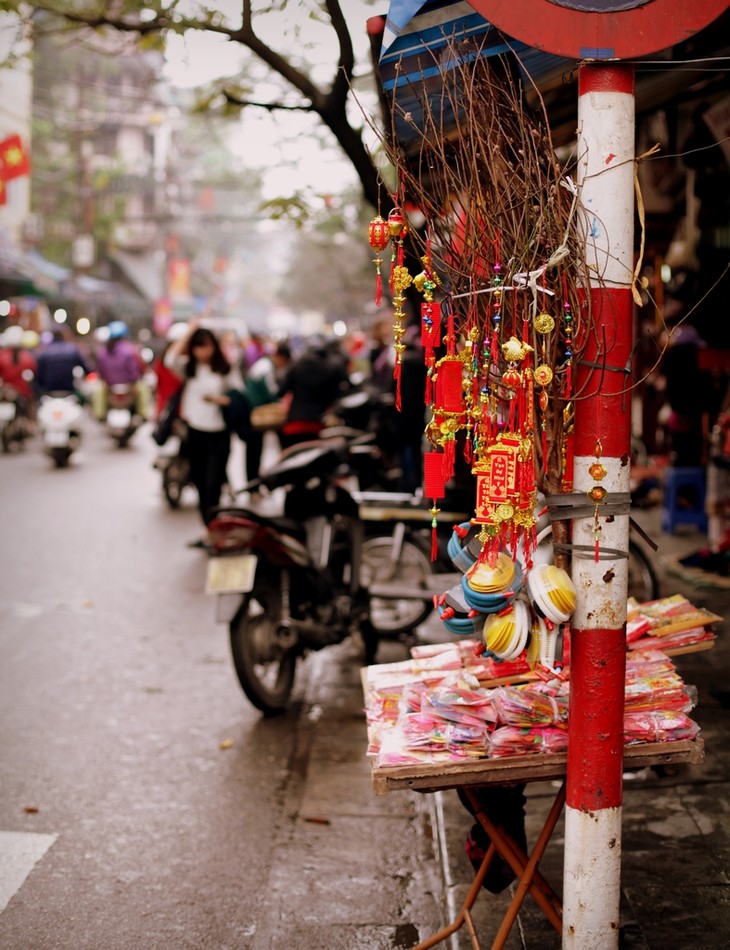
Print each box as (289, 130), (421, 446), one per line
(94, 321), (148, 420)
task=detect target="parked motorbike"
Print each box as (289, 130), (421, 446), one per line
(106, 383), (143, 447)
(154, 420), (192, 508)
(0, 384), (34, 453)
(36, 392), (83, 467)
(328, 385), (401, 491)
(204, 433), (434, 715)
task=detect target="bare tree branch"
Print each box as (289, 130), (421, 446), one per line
(11, 0), (384, 208)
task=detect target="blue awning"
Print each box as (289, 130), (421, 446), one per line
(376, 0), (571, 154)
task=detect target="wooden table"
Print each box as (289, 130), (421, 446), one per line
(364, 663), (705, 949)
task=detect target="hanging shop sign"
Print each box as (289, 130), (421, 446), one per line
(467, 0), (729, 59)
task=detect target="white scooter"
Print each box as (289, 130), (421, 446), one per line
(36, 392), (84, 467)
(106, 383), (143, 448)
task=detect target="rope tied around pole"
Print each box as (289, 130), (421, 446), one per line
(632, 143), (662, 305)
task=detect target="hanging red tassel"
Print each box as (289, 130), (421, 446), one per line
(442, 436), (456, 483)
(374, 271), (382, 308)
(424, 452), (446, 562)
(394, 359), (402, 411)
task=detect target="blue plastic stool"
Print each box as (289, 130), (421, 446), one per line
(661, 466), (708, 534)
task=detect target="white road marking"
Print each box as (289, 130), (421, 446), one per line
(0, 831), (58, 913)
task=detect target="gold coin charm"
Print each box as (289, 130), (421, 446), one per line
(534, 312), (555, 334)
(534, 364), (554, 387)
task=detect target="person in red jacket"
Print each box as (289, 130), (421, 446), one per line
(0, 325), (37, 408)
(153, 341), (184, 419)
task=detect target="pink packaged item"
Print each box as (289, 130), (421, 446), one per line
(488, 725), (568, 757)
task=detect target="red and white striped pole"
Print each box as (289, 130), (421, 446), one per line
(563, 63), (635, 949)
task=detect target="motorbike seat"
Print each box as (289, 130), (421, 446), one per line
(208, 507), (307, 542)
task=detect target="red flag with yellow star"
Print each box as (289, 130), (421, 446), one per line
(0, 134), (31, 181)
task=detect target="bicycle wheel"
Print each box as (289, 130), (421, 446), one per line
(534, 525), (660, 604)
(361, 535), (434, 634)
(627, 538), (660, 604)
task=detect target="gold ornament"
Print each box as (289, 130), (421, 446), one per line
(501, 335), (533, 363)
(391, 264), (413, 361)
(534, 312), (555, 334)
(534, 364), (554, 387)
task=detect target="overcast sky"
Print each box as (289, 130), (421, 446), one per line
(162, 1), (380, 202)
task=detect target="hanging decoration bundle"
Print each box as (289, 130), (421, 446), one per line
(366, 32), (603, 672)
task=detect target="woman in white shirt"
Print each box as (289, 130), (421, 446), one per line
(165, 321), (242, 537)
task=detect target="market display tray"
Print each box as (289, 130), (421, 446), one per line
(369, 737), (705, 795)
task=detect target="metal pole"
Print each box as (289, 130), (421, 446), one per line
(563, 62), (635, 950)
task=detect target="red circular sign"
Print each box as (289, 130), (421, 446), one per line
(468, 0), (729, 59)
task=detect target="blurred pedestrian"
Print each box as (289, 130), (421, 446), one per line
(219, 329), (242, 368)
(659, 308), (713, 467)
(164, 321), (243, 541)
(243, 341), (291, 482)
(679, 377), (730, 580)
(242, 331), (266, 371)
(278, 337), (350, 449)
(35, 327), (89, 397)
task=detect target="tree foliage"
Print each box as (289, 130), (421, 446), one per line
(3, 0), (386, 210)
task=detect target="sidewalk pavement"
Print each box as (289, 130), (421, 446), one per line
(252, 505), (730, 950)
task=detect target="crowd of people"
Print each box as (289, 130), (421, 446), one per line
(156, 320), (362, 545)
(2, 303), (727, 568)
(0, 311), (433, 556)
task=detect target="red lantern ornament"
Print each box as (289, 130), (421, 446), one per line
(501, 367), (521, 391)
(367, 215), (391, 307)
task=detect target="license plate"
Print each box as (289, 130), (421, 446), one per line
(44, 430), (69, 447)
(108, 408), (131, 428)
(205, 554), (257, 594)
(0, 403), (15, 421)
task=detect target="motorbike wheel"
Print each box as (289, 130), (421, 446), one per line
(229, 573), (297, 715)
(162, 456), (190, 509)
(361, 535), (434, 635)
(534, 525), (660, 604)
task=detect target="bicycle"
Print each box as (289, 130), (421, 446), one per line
(357, 493), (660, 637)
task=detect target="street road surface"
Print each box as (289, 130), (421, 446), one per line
(0, 419), (306, 949)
